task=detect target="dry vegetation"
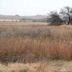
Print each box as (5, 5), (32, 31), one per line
(0, 60), (72, 72)
(0, 22), (72, 72)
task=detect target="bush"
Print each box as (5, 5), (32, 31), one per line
(47, 12), (63, 25)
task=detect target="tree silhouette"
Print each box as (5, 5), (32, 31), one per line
(47, 11), (63, 25)
(60, 6), (72, 24)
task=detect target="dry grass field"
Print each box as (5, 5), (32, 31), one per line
(0, 22), (72, 72)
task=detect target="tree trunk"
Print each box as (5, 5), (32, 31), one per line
(67, 15), (70, 25)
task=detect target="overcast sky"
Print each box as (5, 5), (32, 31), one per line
(0, 0), (72, 16)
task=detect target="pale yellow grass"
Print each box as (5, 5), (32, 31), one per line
(0, 60), (72, 72)
(0, 21), (48, 26)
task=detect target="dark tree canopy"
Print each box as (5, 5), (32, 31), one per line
(47, 11), (63, 25)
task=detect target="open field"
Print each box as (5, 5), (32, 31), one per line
(0, 22), (72, 72)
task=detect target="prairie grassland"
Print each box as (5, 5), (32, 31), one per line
(0, 22), (72, 72)
(0, 22), (72, 63)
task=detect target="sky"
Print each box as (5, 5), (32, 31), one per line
(0, 0), (72, 16)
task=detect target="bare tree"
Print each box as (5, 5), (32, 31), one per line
(60, 6), (72, 24)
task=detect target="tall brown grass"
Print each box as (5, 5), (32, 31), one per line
(0, 37), (72, 63)
(0, 22), (72, 62)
